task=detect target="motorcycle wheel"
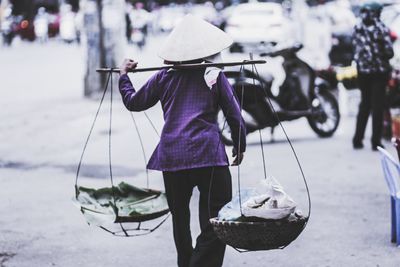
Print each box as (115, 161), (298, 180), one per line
(217, 109), (234, 146)
(307, 88), (340, 137)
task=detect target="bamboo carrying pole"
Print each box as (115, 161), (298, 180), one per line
(96, 60), (266, 73)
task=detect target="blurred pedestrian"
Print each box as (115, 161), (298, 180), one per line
(34, 7), (49, 43)
(118, 15), (246, 267)
(125, 2), (133, 43)
(352, 1), (394, 150)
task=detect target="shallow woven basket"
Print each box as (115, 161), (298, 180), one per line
(210, 215), (308, 251)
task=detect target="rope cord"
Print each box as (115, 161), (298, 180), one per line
(208, 65), (247, 218)
(112, 71), (167, 236)
(75, 72), (112, 193)
(112, 70), (170, 237)
(207, 64), (245, 219)
(237, 70), (245, 216)
(226, 62), (312, 253)
(207, 120), (227, 219)
(107, 71), (129, 236)
(144, 112), (160, 137)
(258, 131), (267, 179)
(208, 61), (311, 253)
(250, 62), (268, 180)
(75, 70), (167, 237)
(129, 112), (150, 188)
(252, 64), (311, 221)
(115, 72), (168, 236)
(108, 70), (116, 203)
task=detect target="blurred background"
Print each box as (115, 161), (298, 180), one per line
(0, 0), (399, 101)
(1, 0), (400, 266)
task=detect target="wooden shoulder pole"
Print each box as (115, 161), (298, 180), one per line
(96, 60), (267, 73)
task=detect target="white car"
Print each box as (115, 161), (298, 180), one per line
(224, 3), (294, 52)
(323, 1), (356, 34)
(189, 4), (219, 26)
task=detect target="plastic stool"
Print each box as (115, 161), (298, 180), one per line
(378, 147), (400, 246)
(391, 196), (400, 244)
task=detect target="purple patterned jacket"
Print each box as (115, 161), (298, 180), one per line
(119, 68), (246, 171)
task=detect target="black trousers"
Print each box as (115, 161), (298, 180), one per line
(353, 72), (390, 145)
(163, 166), (232, 267)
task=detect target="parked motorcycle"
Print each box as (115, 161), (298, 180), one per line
(220, 44), (340, 145)
(329, 32), (354, 67)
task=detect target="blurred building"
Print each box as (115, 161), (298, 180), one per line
(11, 0), (57, 17)
(8, 0), (79, 19)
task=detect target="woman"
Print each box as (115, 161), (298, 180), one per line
(352, 1), (394, 150)
(118, 15), (246, 267)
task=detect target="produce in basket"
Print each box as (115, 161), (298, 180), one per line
(218, 176), (297, 221)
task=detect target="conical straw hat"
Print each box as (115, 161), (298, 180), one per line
(158, 14), (233, 62)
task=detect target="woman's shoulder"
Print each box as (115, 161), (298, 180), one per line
(147, 68), (170, 86)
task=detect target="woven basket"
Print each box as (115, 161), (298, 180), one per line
(210, 215), (308, 251)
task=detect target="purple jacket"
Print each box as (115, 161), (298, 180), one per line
(119, 68), (246, 171)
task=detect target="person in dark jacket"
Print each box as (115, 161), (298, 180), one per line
(119, 15), (246, 267)
(352, 1), (394, 150)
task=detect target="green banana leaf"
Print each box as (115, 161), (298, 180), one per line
(73, 182), (169, 226)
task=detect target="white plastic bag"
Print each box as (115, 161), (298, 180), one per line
(242, 176), (296, 220)
(218, 188), (257, 221)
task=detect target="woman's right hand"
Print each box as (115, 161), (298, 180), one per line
(231, 153), (244, 166)
(231, 147), (244, 166)
(120, 59), (138, 75)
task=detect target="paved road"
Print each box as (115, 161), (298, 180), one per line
(0, 37), (399, 267)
